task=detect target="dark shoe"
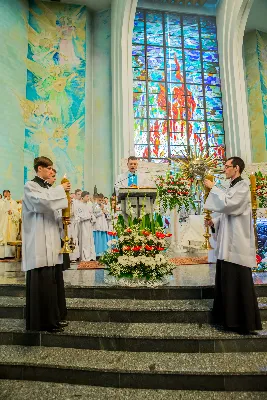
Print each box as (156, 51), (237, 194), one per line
(58, 321), (69, 327)
(46, 327), (64, 333)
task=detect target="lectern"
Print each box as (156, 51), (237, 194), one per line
(118, 188), (157, 220)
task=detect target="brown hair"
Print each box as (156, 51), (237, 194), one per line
(52, 168), (57, 174)
(75, 188), (82, 194)
(227, 157), (245, 174)
(128, 156), (137, 162)
(34, 156), (53, 172)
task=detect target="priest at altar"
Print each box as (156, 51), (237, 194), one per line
(204, 156), (262, 334)
(0, 190), (20, 258)
(114, 156), (155, 195)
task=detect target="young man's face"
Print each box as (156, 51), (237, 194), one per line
(127, 159), (138, 173)
(70, 193), (75, 199)
(3, 191), (10, 199)
(82, 195), (89, 203)
(47, 173), (56, 185)
(76, 191), (82, 200)
(104, 198), (109, 205)
(224, 160), (239, 180)
(38, 165), (53, 181)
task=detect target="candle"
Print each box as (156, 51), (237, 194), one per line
(61, 174), (70, 218)
(250, 173), (256, 190)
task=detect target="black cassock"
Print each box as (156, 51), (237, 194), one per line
(25, 176), (67, 331)
(212, 260), (262, 333)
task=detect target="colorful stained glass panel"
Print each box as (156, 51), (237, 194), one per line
(132, 10), (224, 161)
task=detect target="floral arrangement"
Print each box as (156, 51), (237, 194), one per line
(99, 214), (175, 282)
(255, 172), (267, 208)
(156, 171), (195, 212)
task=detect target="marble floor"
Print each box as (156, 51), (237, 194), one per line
(0, 261), (267, 287)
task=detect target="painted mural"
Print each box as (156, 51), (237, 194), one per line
(132, 10), (225, 163)
(244, 30), (267, 163)
(0, 0), (28, 199)
(23, 0), (86, 186)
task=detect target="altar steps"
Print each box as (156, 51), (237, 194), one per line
(0, 319), (267, 353)
(0, 345), (267, 391)
(1, 380), (266, 400)
(1, 283), (267, 299)
(0, 296), (267, 324)
(0, 284), (267, 394)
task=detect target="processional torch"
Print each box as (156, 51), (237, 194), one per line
(250, 173), (258, 251)
(60, 175), (75, 254)
(201, 174), (214, 250)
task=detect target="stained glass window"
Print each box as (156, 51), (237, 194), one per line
(132, 10), (225, 162)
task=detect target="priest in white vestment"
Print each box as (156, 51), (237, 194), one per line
(0, 190), (20, 258)
(114, 155), (155, 196)
(77, 191), (96, 261)
(22, 156), (70, 332)
(204, 156), (262, 334)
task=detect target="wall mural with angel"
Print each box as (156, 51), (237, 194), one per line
(23, 0), (86, 187)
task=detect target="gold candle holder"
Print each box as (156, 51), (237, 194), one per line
(250, 173), (258, 251)
(60, 175), (73, 254)
(201, 174), (214, 250)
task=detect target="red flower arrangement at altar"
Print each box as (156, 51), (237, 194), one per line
(99, 214), (174, 282)
(156, 171), (195, 212)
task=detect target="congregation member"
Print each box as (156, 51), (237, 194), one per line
(204, 156), (262, 334)
(22, 156), (69, 332)
(77, 191), (96, 261)
(93, 194), (109, 258)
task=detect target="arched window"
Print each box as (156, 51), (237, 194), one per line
(132, 9), (225, 163)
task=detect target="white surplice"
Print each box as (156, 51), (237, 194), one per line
(0, 198), (20, 258)
(204, 180), (256, 268)
(69, 199), (81, 261)
(76, 202), (96, 261)
(22, 182), (68, 272)
(93, 203), (108, 231)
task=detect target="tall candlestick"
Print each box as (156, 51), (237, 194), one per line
(202, 173), (214, 250)
(250, 173), (258, 250)
(60, 174), (73, 254)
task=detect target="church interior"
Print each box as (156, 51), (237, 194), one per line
(0, 0), (267, 398)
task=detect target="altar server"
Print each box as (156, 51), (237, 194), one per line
(69, 192), (81, 262)
(93, 194), (109, 257)
(22, 156), (70, 332)
(204, 157), (262, 334)
(77, 191), (96, 261)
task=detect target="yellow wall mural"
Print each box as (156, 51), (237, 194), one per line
(244, 30), (267, 163)
(24, 0), (86, 187)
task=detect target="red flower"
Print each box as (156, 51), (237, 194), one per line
(256, 254), (262, 264)
(155, 232), (165, 239)
(145, 245), (153, 251)
(156, 246), (165, 251)
(123, 246), (131, 251)
(126, 228), (132, 233)
(165, 233), (172, 237)
(111, 249), (120, 253)
(108, 231), (117, 236)
(142, 230), (150, 237)
(132, 246), (142, 251)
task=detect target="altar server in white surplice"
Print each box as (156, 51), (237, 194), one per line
(204, 156), (262, 334)
(77, 191), (96, 261)
(22, 156), (69, 333)
(93, 194), (109, 257)
(114, 156), (155, 196)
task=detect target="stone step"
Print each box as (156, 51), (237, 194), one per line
(0, 345), (267, 391)
(0, 319), (267, 353)
(0, 296), (267, 323)
(1, 283), (267, 300)
(0, 380), (266, 400)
